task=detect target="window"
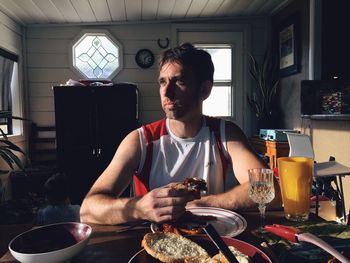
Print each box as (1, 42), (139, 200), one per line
(0, 48), (19, 135)
(195, 45), (233, 117)
(71, 31), (123, 79)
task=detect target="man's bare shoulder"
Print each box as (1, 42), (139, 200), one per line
(126, 129), (141, 140)
(119, 129), (141, 149)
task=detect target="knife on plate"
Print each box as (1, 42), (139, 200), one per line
(203, 223), (239, 263)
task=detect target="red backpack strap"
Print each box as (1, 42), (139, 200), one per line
(133, 118), (167, 196)
(205, 116), (230, 185)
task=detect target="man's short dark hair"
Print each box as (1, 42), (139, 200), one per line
(159, 43), (214, 84)
(44, 173), (69, 205)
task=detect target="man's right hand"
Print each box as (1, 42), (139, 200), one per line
(135, 183), (199, 223)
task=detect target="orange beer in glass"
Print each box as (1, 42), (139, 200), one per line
(277, 157), (314, 221)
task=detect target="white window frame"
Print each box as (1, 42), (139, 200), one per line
(0, 47), (23, 139)
(171, 23), (251, 133)
(69, 29), (123, 80)
(195, 44), (233, 117)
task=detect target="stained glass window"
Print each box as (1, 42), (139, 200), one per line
(72, 32), (122, 79)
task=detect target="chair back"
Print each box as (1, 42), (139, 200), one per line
(285, 132), (315, 159)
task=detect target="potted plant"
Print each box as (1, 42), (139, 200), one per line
(0, 110), (27, 173)
(247, 49), (280, 130)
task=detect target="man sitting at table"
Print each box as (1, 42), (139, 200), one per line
(80, 43), (281, 225)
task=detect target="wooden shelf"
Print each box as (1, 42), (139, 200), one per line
(302, 114), (350, 120)
(29, 123), (57, 166)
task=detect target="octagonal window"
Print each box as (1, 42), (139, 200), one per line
(71, 31), (123, 79)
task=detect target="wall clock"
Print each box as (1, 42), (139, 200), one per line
(135, 49), (155, 69)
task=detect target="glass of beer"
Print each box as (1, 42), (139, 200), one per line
(277, 157), (314, 222)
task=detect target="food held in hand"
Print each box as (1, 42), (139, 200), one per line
(172, 177), (208, 193)
(159, 178), (215, 235)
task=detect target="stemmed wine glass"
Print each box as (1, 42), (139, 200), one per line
(248, 168), (275, 231)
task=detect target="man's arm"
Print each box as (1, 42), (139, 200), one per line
(80, 130), (197, 225)
(189, 121), (281, 211)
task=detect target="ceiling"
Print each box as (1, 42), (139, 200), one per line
(0, 0), (291, 26)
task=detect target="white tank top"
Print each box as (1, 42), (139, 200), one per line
(137, 118), (229, 194)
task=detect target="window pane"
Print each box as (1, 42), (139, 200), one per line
(73, 34), (121, 79)
(0, 52), (15, 135)
(0, 124), (8, 134)
(203, 86), (231, 116)
(196, 45), (233, 117)
(203, 48), (231, 81)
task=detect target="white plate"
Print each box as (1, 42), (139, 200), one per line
(151, 207), (247, 237)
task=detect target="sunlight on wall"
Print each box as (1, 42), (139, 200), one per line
(307, 122), (350, 219)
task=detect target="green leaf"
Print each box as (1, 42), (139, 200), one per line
(0, 147), (24, 170)
(0, 110), (29, 170)
(0, 128), (8, 140)
(0, 139), (26, 154)
(0, 150), (15, 169)
(247, 49), (280, 119)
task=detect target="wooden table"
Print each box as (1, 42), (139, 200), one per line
(0, 211), (289, 263)
(249, 136), (289, 168)
(0, 211), (328, 263)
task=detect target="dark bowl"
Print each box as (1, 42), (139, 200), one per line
(9, 222), (92, 263)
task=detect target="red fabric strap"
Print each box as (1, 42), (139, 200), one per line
(133, 119), (167, 196)
(205, 116), (230, 184)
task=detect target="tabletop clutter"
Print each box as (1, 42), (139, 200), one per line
(3, 170), (350, 263)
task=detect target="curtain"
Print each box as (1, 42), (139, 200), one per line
(0, 55), (14, 113)
(0, 55), (14, 132)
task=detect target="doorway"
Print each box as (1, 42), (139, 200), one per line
(172, 24), (250, 132)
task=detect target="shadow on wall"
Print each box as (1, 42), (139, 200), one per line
(280, 79), (302, 129)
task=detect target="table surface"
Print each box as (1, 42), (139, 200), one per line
(0, 211), (334, 263)
(314, 161), (350, 177)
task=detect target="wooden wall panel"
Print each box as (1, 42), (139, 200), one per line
(27, 53), (69, 68)
(0, 10), (22, 33)
(0, 24), (22, 53)
(137, 83), (159, 97)
(29, 111), (55, 126)
(26, 38), (70, 53)
(28, 83), (55, 97)
(26, 20), (267, 130)
(28, 68), (78, 83)
(29, 97), (55, 112)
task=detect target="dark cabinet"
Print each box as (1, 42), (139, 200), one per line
(53, 84), (138, 204)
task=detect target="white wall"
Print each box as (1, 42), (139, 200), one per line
(0, 11), (23, 55)
(26, 18), (268, 130)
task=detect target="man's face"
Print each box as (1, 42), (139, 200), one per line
(158, 62), (201, 120)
